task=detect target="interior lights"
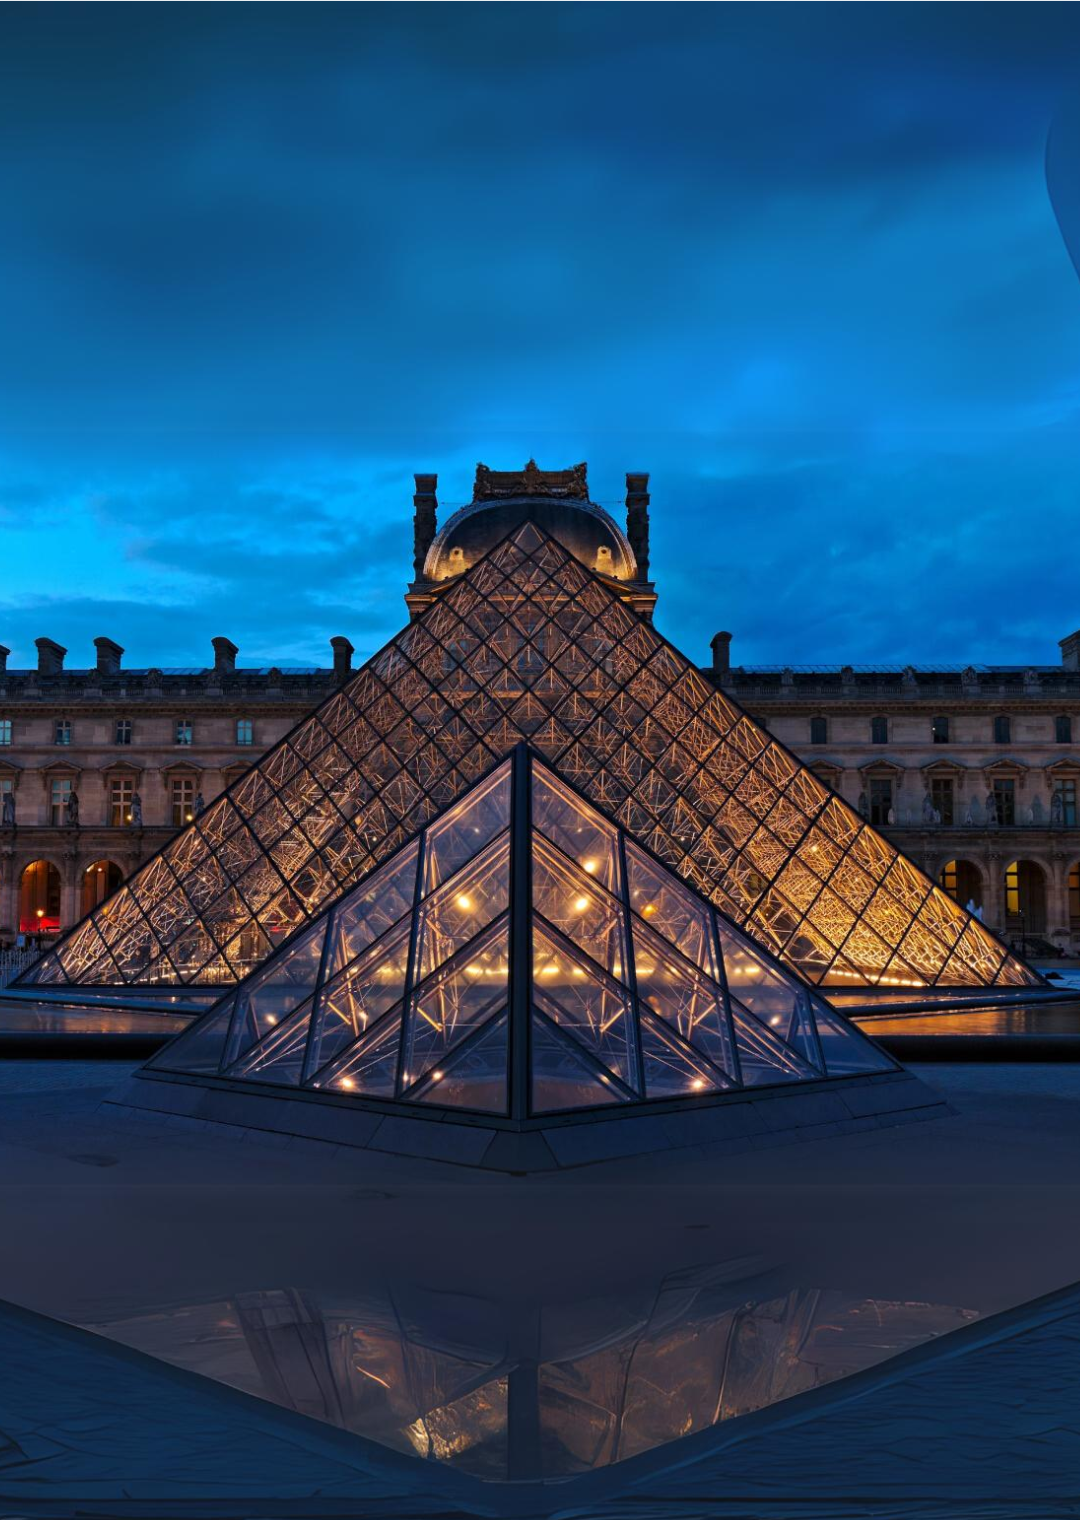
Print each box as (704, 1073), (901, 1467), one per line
(690, 1078), (705, 1090)
(456, 895), (472, 911)
(574, 896), (590, 912)
(338, 1076), (355, 1089)
(582, 859), (597, 874)
(643, 903), (656, 916)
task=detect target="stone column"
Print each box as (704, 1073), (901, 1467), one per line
(984, 847), (1005, 934)
(60, 841), (81, 931)
(0, 843), (16, 937)
(1048, 849), (1070, 941)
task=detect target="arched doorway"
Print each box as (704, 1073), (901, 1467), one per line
(19, 860), (62, 935)
(938, 859), (983, 913)
(1004, 859), (1047, 935)
(81, 859), (123, 917)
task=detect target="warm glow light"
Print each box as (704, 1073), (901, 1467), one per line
(35, 909), (44, 919)
(339, 1076), (355, 1089)
(643, 903), (656, 916)
(431, 1070), (443, 1081)
(582, 859), (597, 874)
(574, 896), (590, 912)
(691, 1078), (705, 1090)
(456, 894), (472, 911)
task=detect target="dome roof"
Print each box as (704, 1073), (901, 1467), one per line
(424, 496), (638, 583)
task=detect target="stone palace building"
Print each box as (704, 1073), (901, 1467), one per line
(2, 466), (1078, 953)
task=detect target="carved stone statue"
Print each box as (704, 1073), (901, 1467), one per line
(857, 790), (868, 819)
(922, 791), (935, 823)
(194, 791), (205, 816)
(1051, 789), (1065, 827)
(985, 790), (998, 825)
(130, 791), (143, 827)
(1, 790), (14, 826)
(65, 790), (79, 827)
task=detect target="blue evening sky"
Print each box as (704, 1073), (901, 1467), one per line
(1, 3), (1079, 672)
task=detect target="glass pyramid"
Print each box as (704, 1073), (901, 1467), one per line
(17, 522), (1038, 994)
(145, 747), (898, 1119)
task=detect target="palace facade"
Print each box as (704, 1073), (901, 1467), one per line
(2, 468), (1077, 955)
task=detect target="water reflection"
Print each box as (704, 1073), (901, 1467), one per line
(858, 997), (1080, 1036)
(85, 1268), (975, 1480)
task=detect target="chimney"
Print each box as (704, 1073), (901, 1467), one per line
(35, 637), (66, 676)
(710, 631), (732, 675)
(0, 646), (8, 674)
(94, 637), (124, 676)
(1060, 630), (1080, 671)
(625, 472), (650, 581)
(330, 635), (354, 682)
(211, 636), (238, 674)
(413, 473), (438, 578)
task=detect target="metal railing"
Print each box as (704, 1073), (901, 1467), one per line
(0, 947), (39, 988)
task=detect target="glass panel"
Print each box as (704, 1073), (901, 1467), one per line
(624, 839), (716, 977)
(412, 1012), (508, 1114)
(422, 760), (511, 894)
(630, 918), (736, 1080)
(714, 919), (805, 1030)
(312, 1009), (402, 1097)
(532, 764), (620, 894)
(228, 1001), (312, 1087)
(532, 927), (637, 1089)
(404, 920), (509, 1087)
(768, 990), (824, 1071)
(532, 836), (627, 980)
(530, 1013), (625, 1114)
(415, 835), (510, 980)
(639, 1012), (725, 1100)
(148, 997), (236, 1074)
(813, 1005), (896, 1075)
(224, 922), (327, 1067)
(306, 921), (410, 1077)
(729, 998), (817, 1086)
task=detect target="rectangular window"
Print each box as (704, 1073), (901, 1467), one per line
(110, 778), (135, 827)
(49, 777), (72, 825)
(930, 777), (954, 825)
(171, 777), (196, 827)
(235, 718), (254, 746)
(992, 778), (1015, 825)
(1055, 780), (1077, 826)
(809, 716), (827, 745)
(1056, 715), (1072, 744)
(115, 718), (132, 745)
(869, 778), (893, 825)
(870, 716), (888, 744)
(54, 719), (71, 746)
(175, 720), (193, 746)
(931, 716), (949, 744)
(0, 719), (11, 745)
(993, 715), (1011, 745)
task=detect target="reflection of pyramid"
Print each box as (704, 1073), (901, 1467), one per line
(19, 522), (1037, 995)
(144, 747), (897, 1117)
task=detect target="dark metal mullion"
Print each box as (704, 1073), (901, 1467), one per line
(299, 879), (348, 1086)
(531, 1004), (638, 1102)
(400, 1000), (510, 1104)
(635, 1005), (734, 1092)
(509, 744), (532, 1122)
(393, 807), (431, 1100)
(707, 903), (744, 1088)
(616, 827), (649, 1099)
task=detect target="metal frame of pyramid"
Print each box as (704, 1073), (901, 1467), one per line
(137, 745), (902, 1126)
(16, 520), (1041, 1001)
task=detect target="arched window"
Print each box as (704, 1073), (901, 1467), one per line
(19, 860), (62, 934)
(938, 859), (981, 910)
(993, 715), (1011, 745)
(81, 859), (123, 917)
(870, 715), (888, 744)
(1056, 715), (1072, 745)
(809, 716), (827, 745)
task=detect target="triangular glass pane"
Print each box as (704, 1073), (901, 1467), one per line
(532, 927), (638, 1089)
(624, 837), (717, 977)
(147, 996), (236, 1075)
(306, 920), (411, 1078)
(531, 764), (620, 894)
(812, 1003), (896, 1076)
(326, 840), (418, 975)
(414, 834), (510, 980)
(714, 918), (809, 1033)
(404, 919), (509, 1086)
(631, 917), (736, 1080)
(530, 1012), (626, 1114)
(223, 921), (327, 1068)
(228, 1000), (312, 1087)
(310, 1008), (402, 1098)
(411, 1012), (508, 1114)
(532, 835), (627, 980)
(769, 990), (824, 1071)
(421, 759), (511, 894)
(730, 997), (819, 1087)
(639, 1012), (726, 1100)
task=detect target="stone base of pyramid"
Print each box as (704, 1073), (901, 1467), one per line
(103, 1067), (950, 1173)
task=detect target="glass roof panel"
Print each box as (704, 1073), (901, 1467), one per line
(532, 765), (620, 894)
(421, 759), (511, 895)
(404, 919), (509, 1087)
(415, 835), (510, 981)
(532, 836), (626, 981)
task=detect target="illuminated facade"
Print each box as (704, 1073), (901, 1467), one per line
(14, 470), (1037, 1000)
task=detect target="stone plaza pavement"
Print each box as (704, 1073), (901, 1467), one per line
(0, 1059), (1077, 1516)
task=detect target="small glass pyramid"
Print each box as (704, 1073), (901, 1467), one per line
(146, 747), (896, 1119)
